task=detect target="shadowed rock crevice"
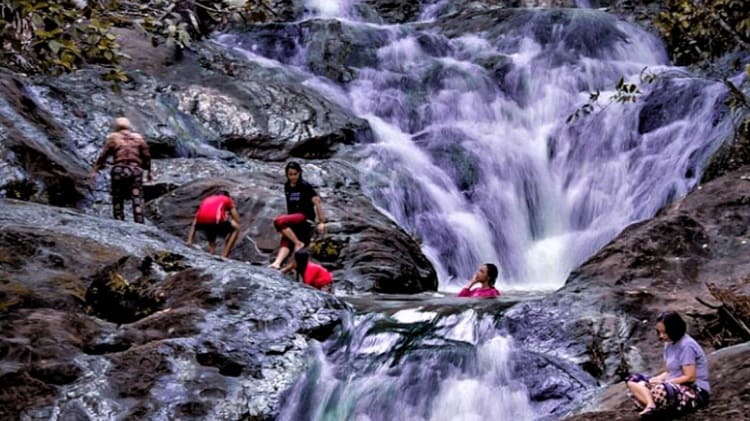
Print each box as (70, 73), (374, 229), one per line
(84, 255), (170, 325)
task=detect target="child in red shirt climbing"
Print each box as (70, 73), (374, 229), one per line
(186, 190), (241, 258)
(283, 248), (332, 291)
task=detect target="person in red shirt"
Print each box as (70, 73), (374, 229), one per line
(284, 248), (332, 291)
(186, 190), (240, 258)
(458, 263), (501, 298)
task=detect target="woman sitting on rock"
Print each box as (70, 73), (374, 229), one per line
(458, 263), (501, 298)
(626, 311), (710, 419)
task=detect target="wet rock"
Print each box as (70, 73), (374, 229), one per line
(502, 166), (750, 389)
(359, 0), (423, 23)
(228, 19), (391, 84)
(701, 115), (750, 184)
(429, 8), (630, 61)
(0, 198), (347, 420)
(0, 71), (89, 207)
(564, 342), (750, 421)
(144, 159), (438, 293)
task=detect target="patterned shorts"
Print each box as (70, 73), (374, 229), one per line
(627, 373), (709, 415)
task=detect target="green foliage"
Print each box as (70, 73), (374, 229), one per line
(653, 0), (750, 65)
(0, 0), (276, 82)
(566, 67), (658, 124)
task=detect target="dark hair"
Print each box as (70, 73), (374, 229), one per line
(285, 161), (302, 174)
(216, 190), (231, 197)
(484, 263), (499, 286)
(657, 311), (687, 342)
(294, 248), (310, 283)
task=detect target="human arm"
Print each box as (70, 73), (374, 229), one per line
(138, 136), (153, 181)
(281, 260), (296, 275)
(312, 196), (325, 234)
(463, 274), (482, 290)
(229, 208), (241, 228)
(88, 136), (115, 183)
(668, 364), (697, 385)
(648, 371), (668, 384)
(186, 216), (197, 245)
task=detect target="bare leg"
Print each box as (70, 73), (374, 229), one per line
(281, 227), (305, 251)
(270, 245), (291, 269)
(208, 240), (217, 255)
(627, 381), (655, 413)
(221, 229), (239, 258)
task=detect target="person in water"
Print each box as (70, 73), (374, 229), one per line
(88, 117), (152, 223)
(284, 248), (332, 290)
(626, 311), (710, 419)
(269, 161), (326, 269)
(458, 263), (501, 298)
(186, 190), (241, 258)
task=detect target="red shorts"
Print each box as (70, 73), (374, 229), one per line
(273, 213), (311, 249)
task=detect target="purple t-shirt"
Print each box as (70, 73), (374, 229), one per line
(664, 334), (710, 392)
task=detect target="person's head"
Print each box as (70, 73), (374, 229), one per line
(285, 161), (303, 185)
(475, 263), (499, 286)
(114, 117), (132, 131)
(294, 248), (310, 280)
(656, 311), (687, 343)
(216, 189), (231, 198)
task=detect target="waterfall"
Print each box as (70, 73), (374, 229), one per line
(220, 4), (733, 292)
(210, 4), (740, 418)
(278, 309), (537, 421)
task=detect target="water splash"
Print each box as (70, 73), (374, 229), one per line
(279, 309), (535, 421)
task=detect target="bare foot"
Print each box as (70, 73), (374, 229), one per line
(293, 242), (305, 253)
(268, 263), (281, 269)
(638, 405), (657, 418)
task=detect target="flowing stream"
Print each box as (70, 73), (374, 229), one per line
(217, 1), (735, 419)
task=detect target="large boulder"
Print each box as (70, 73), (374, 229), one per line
(501, 165), (750, 387)
(144, 158), (438, 293)
(0, 198), (346, 420)
(0, 28), (372, 211)
(563, 342), (750, 421)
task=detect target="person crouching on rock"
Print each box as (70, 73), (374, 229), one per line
(626, 311), (710, 419)
(186, 190), (241, 258)
(269, 161), (326, 269)
(458, 263), (501, 298)
(88, 117), (152, 223)
(284, 248), (332, 291)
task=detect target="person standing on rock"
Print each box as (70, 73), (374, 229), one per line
(626, 311), (710, 419)
(269, 161), (326, 269)
(186, 190), (241, 258)
(458, 263), (501, 298)
(88, 117), (152, 223)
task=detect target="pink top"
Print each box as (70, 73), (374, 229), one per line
(303, 263), (333, 289)
(458, 287), (501, 298)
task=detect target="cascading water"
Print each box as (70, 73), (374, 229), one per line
(221, 4), (733, 291)
(217, 2), (737, 419)
(278, 308), (538, 421)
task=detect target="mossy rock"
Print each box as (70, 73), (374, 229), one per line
(309, 237), (345, 262)
(153, 251), (191, 272)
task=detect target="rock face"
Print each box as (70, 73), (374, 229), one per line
(0, 28), (436, 294)
(500, 166), (750, 416)
(563, 342), (750, 421)
(0, 199), (346, 420)
(144, 158), (437, 293)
